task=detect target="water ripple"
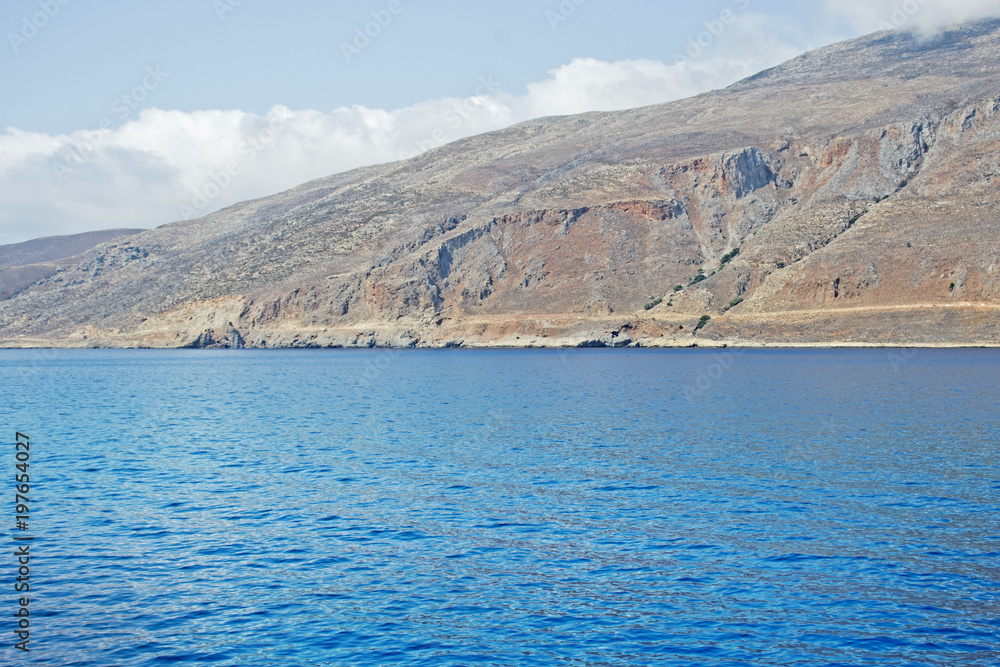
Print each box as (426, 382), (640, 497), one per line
(2, 349), (998, 665)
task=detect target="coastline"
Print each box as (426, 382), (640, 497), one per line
(2, 302), (997, 350)
(1, 339), (997, 350)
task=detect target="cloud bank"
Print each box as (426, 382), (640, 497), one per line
(827, 0), (1000, 36)
(0, 15), (805, 244)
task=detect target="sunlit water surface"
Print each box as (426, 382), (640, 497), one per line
(2, 349), (998, 666)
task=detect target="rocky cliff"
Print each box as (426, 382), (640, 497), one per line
(2, 21), (1000, 348)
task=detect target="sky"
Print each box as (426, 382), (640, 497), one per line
(1, 0), (999, 244)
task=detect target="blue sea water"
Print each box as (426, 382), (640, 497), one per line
(1, 348), (998, 666)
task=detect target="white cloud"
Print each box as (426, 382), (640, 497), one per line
(521, 13), (808, 117)
(0, 15), (807, 244)
(827, 0), (1000, 36)
(521, 56), (763, 117)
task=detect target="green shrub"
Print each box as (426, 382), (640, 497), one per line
(719, 247), (741, 267)
(644, 297), (664, 311)
(673, 285), (684, 292)
(695, 315), (711, 332)
(721, 297), (744, 313)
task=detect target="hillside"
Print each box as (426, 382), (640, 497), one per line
(0, 228), (143, 301)
(2, 21), (999, 348)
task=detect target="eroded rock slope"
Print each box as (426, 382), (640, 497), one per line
(2, 21), (1000, 347)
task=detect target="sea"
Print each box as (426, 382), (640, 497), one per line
(1, 349), (998, 666)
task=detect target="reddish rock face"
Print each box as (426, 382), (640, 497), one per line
(2, 21), (1000, 348)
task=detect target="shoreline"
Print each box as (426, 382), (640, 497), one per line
(3, 302), (997, 351)
(1, 340), (998, 351)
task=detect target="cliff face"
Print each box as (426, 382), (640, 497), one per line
(2, 21), (1000, 348)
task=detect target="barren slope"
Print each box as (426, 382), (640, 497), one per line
(0, 228), (143, 301)
(1, 21), (999, 348)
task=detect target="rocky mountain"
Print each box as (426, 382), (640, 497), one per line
(2, 21), (1000, 348)
(0, 229), (143, 301)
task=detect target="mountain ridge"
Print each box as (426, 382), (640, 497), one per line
(2, 21), (999, 348)
(0, 228), (144, 302)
